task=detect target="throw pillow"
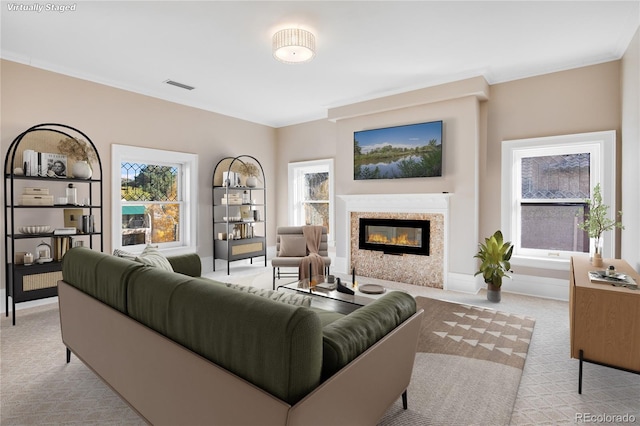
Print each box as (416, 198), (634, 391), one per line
(223, 283), (311, 307)
(279, 234), (307, 257)
(135, 245), (174, 272)
(112, 248), (138, 260)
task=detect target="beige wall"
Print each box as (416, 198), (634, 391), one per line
(274, 119), (337, 227)
(621, 28), (640, 271)
(1, 60), (277, 288)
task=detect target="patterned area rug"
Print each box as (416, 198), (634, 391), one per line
(379, 297), (536, 426)
(419, 297), (535, 369)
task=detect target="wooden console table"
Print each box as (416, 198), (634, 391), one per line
(569, 256), (640, 393)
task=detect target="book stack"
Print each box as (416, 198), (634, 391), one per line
(221, 193), (242, 205)
(53, 236), (72, 261)
(232, 223), (254, 239)
(588, 271), (638, 290)
(53, 227), (77, 235)
(22, 149), (67, 177)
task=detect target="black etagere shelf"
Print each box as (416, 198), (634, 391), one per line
(211, 155), (267, 274)
(3, 123), (104, 325)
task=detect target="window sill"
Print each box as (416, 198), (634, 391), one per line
(511, 255), (572, 271)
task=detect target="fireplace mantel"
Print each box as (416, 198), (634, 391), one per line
(338, 193), (450, 288)
(339, 193), (450, 213)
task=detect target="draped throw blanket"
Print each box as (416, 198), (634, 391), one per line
(299, 225), (325, 284)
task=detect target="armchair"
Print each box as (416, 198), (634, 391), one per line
(272, 226), (331, 289)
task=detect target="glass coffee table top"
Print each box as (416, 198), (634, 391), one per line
(279, 279), (388, 313)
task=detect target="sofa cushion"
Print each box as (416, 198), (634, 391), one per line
(113, 247), (200, 276)
(126, 266), (195, 336)
(279, 234), (307, 257)
(135, 245), (174, 272)
(224, 283), (312, 307)
(321, 291), (417, 380)
(310, 307), (345, 327)
(166, 253), (202, 277)
(62, 247), (143, 314)
(165, 279), (323, 405)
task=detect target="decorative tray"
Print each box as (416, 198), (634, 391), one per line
(358, 284), (386, 294)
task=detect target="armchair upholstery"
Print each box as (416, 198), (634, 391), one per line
(272, 226), (331, 289)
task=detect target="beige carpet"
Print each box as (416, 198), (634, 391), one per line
(378, 297), (535, 425)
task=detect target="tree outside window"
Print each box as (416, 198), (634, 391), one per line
(120, 162), (180, 247)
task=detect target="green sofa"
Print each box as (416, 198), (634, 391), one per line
(58, 247), (424, 425)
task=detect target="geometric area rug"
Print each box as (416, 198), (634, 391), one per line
(378, 297), (536, 426)
(418, 297), (536, 369)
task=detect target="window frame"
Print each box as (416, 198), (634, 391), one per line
(287, 158), (334, 245)
(501, 131), (616, 270)
(112, 144), (198, 256)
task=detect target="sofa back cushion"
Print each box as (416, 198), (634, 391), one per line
(321, 291), (417, 380)
(126, 267), (195, 336)
(223, 282), (312, 307)
(164, 279), (323, 405)
(62, 247), (142, 314)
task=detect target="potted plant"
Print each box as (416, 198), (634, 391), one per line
(238, 162), (261, 187)
(474, 230), (513, 302)
(577, 183), (624, 267)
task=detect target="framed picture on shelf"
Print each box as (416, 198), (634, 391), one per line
(42, 152), (67, 177)
(64, 208), (84, 231)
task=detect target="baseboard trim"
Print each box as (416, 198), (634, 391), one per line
(503, 274), (569, 301)
(446, 273), (480, 293)
(0, 289), (58, 315)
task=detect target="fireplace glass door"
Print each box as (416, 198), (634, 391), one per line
(359, 218), (430, 256)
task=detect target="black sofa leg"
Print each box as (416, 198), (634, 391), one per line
(402, 390), (408, 409)
(66, 347), (71, 363)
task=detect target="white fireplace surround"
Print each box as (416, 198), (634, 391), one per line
(338, 193), (450, 289)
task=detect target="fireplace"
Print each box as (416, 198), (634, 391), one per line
(359, 218), (430, 256)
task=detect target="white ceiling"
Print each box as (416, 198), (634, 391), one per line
(2, 1), (639, 128)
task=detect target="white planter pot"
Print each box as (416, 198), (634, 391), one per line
(245, 176), (258, 188)
(72, 161), (92, 179)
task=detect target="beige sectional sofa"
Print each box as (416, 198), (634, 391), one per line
(58, 247), (424, 425)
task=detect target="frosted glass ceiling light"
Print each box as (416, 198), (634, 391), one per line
(272, 28), (316, 64)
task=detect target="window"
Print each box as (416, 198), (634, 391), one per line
(112, 145), (197, 255)
(288, 159), (334, 243)
(502, 131), (616, 269)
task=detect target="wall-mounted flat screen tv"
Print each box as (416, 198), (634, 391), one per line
(354, 120), (443, 180)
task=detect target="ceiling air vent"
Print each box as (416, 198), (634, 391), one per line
(164, 79), (195, 91)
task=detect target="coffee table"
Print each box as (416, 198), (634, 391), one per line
(279, 280), (387, 314)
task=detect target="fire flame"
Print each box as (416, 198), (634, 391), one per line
(367, 232), (420, 247)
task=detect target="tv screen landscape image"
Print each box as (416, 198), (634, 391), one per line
(354, 120), (443, 180)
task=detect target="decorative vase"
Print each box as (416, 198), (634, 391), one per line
(245, 176), (258, 188)
(72, 161), (92, 179)
(592, 252), (603, 268)
(487, 283), (501, 302)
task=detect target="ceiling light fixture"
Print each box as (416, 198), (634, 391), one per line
(272, 28), (316, 64)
